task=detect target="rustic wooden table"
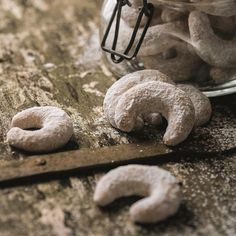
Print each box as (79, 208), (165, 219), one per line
(0, 1), (235, 236)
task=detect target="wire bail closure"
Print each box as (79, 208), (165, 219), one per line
(101, 0), (154, 64)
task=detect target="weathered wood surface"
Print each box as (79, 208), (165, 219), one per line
(0, 1), (235, 235)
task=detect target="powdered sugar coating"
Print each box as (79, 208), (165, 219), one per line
(140, 42), (202, 82)
(109, 14), (187, 59)
(121, 5), (161, 28)
(189, 11), (236, 68)
(7, 106), (74, 152)
(177, 84), (212, 126)
(104, 69), (174, 129)
(114, 81), (195, 146)
(94, 164), (182, 223)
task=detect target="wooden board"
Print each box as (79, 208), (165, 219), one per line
(0, 1), (235, 235)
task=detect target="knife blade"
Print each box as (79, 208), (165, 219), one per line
(0, 142), (172, 185)
(0, 140), (234, 187)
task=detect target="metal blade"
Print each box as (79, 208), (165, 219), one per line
(0, 139), (234, 187)
(0, 142), (173, 186)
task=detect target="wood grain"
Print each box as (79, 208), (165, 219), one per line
(0, 1), (235, 236)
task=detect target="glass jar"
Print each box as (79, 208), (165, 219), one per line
(100, 0), (236, 97)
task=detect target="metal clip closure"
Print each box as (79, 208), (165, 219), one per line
(101, 0), (154, 64)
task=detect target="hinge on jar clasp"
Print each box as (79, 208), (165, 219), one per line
(101, 0), (154, 64)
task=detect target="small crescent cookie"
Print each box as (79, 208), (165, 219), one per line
(104, 69), (175, 129)
(140, 42), (202, 82)
(94, 164), (182, 223)
(189, 11), (236, 68)
(114, 81), (195, 146)
(7, 106), (74, 152)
